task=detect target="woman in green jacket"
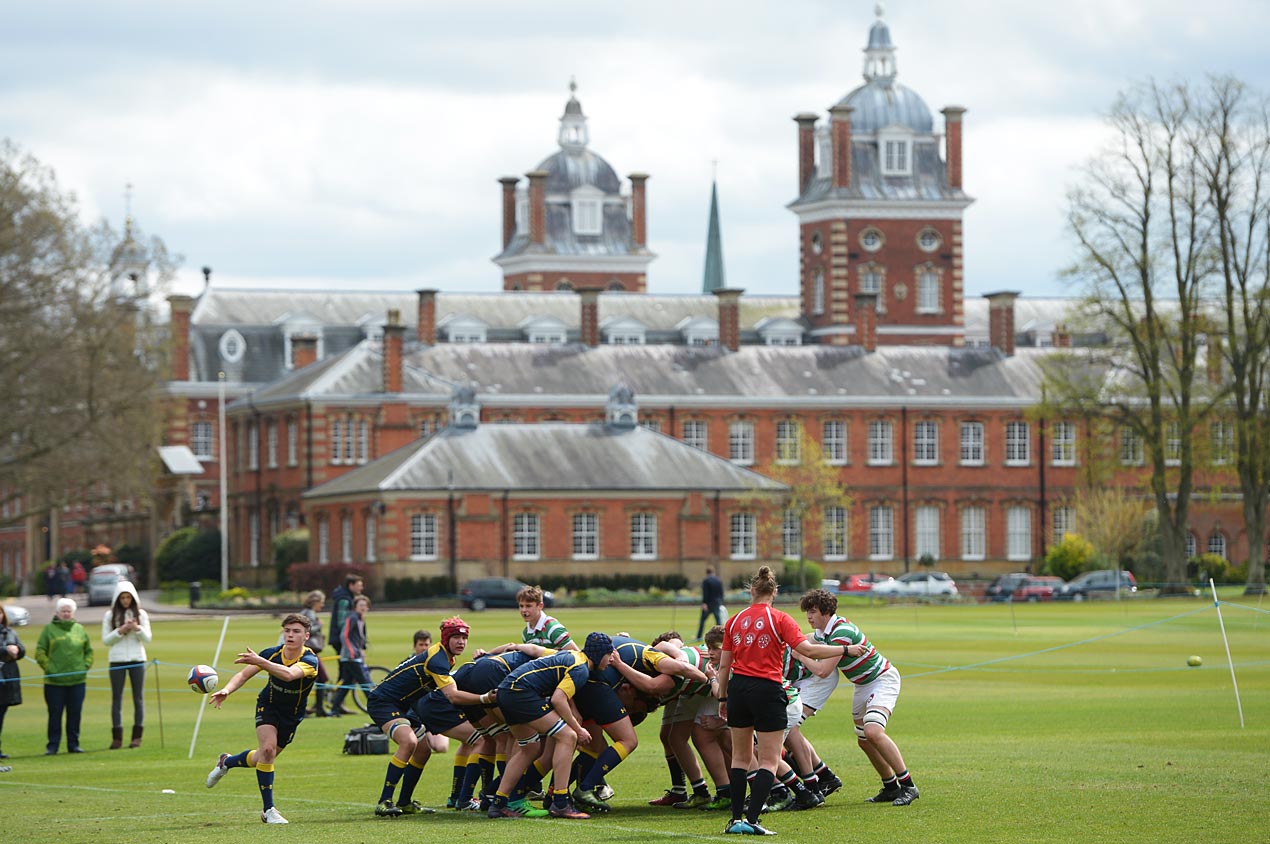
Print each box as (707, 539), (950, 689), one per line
(36, 597), (93, 754)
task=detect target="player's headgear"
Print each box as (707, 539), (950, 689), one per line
(439, 616), (470, 650)
(583, 631), (613, 667)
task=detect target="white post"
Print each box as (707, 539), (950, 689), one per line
(1209, 578), (1245, 729)
(218, 372), (228, 593)
(188, 615), (232, 758)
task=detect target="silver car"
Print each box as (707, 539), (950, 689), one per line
(87, 564), (136, 606)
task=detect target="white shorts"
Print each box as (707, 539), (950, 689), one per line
(661, 694), (700, 726)
(850, 665), (901, 722)
(782, 693), (803, 737)
(795, 671), (840, 715)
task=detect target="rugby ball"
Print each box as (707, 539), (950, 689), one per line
(1186, 655), (1203, 668)
(188, 664), (219, 693)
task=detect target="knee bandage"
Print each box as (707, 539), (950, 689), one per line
(854, 725), (867, 741)
(863, 709), (889, 730)
(545, 718), (568, 738)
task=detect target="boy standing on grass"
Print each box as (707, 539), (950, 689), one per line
(205, 614), (320, 825)
(518, 585), (576, 651)
(796, 588), (918, 807)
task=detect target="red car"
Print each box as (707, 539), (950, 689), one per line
(1012, 576), (1064, 602)
(839, 573), (887, 593)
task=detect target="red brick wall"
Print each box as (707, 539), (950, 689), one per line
(503, 270), (645, 294)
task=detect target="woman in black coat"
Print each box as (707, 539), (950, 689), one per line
(0, 605), (25, 759)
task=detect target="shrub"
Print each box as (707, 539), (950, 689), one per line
(383, 575), (456, 602)
(272, 529), (309, 587)
(285, 562), (369, 595)
(781, 559), (823, 590)
(219, 586), (251, 601)
(0, 574), (16, 598)
(58, 548), (91, 566)
(1193, 553), (1230, 584)
(155, 527), (221, 582)
(1045, 532), (1096, 581)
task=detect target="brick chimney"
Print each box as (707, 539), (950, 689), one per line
(416, 288), (437, 345)
(167, 294), (194, 381)
(579, 288), (601, 348)
(854, 293), (878, 353)
(527, 170), (548, 246)
(629, 172), (649, 249)
(1053, 323), (1071, 348)
(985, 291), (1020, 357)
(291, 333), (318, 369)
(829, 104), (853, 190)
(498, 176), (519, 249)
(942, 106), (966, 190)
(383, 309), (404, 393)
(794, 113), (819, 194)
(713, 288), (744, 352)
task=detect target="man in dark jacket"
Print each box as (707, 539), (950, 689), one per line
(696, 567), (725, 639)
(326, 575), (364, 716)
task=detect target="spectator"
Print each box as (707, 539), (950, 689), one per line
(70, 561), (87, 594)
(55, 562), (71, 598)
(36, 597), (93, 754)
(102, 581), (152, 748)
(0, 605), (26, 760)
(327, 595), (370, 717)
(43, 564), (57, 601)
(298, 590), (330, 717)
(696, 567), (725, 640)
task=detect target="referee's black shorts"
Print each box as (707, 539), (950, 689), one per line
(726, 673), (787, 733)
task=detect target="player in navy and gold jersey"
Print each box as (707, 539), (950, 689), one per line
(205, 614), (320, 825)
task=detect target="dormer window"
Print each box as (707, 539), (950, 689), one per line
(520, 314), (568, 345)
(440, 314), (488, 344)
(878, 127), (914, 177)
(218, 329), (245, 364)
(677, 315), (719, 347)
(572, 187), (604, 235)
(602, 316), (647, 345)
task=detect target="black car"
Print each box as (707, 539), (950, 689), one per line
(984, 572), (1030, 602)
(459, 577), (554, 612)
(1057, 569), (1137, 601)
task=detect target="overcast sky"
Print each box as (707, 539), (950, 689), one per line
(4, 1), (1269, 302)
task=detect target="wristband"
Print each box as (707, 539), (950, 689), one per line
(718, 696), (728, 702)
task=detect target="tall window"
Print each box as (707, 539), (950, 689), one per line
(573, 198), (602, 234)
(247, 422), (259, 470)
(915, 506), (940, 560)
(249, 511), (260, 568)
(286, 417), (298, 466)
(341, 514), (353, 563)
(1120, 427), (1144, 465)
(883, 139), (909, 173)
(729, 421), (754, 465)
(344, 417), (354, 464)
(868, 420), (893, 465)
(192, 421), (214, 459)
(365, 515), (377, 563)
(573, 513), (598, 560)
(823, 506), (847, 559)
(961, 506), (985, 560)
(822, 419), (846, 464)
(631, 513), (658, 560)
(1005, 422), (1030, 466)
(913, 420), (938, 465)
(330, 419), (343, 464)
(1211, 421), (1233, 464)
(419, 418), (434, 439)
(1208, 532), (1227, 560)
(1053, 505), (1074, 545)
(358, 420), (369, 463)
(860, 266), (882, 294)
(782, 510), (802, 559)
(1051, 421), (1075, 465)
(915, 270), (940, 314)
(513, 513), (540, 560)
(1185, 532), (1197, 559)
(1007, 507), (1031, 561)
(812, 269), (825, 315)
(682, 420), (707, 451)
(776, 420), (801, 464)
(317, 518), (329, 564)
(266, 420), (278, 468)
(730, 512), (757, 559)
(869, 505), (894, 559)
(1165, 421), (1182, 466)
(410, 514), (437, 560)
(960, 422), (984, 465)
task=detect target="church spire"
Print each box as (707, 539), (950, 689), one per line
(558, 76), (589, 153)
(702, 171), (726, 293)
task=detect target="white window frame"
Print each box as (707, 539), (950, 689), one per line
(960, 421), (984, 465)
(782, 510), (802, 560)
(572, 513), (598, 560)
(868, 505), (894, 560)
(631, 512), (658, 560)
(812, 269), (825, 315)
(640, 419), (662, 434)
(730, 512), (757, 560)
(961, 506), (985, 560)
(249, 511), (260, 568)
(410, 513), (438, 561)
(1185, 531), (1197, 559)
(266, 420), (278, 469)
(1208, 532), (1227, 560)
(823, 419), (847, 465)
(729, 421), (755, 465)
(1006, 421), (1030, 466)
(513, 513), (541, 560)
(247, 421), (259, 470)
(344, 417), (354, 465)
(1165, 421), (1182, 466)
(915, 505), (940, 560)
(913, 420), (938, 465)
(915, 269), (940, 314)
(317, 518), (329, 564)
(365, 514), (377, 563)
(776, 420), (801, 464)
(1051, 421), (1075, 466)
(1053, 505), (1074, 545)
(682, 420), (707, 451)
(286, 417), (298, 466)
(1211, 420), (1233, 465)
(1120, 426), (1144, 466)
(358, 419), (369, 464)
(823, 506), (847, 560)
(192, 421), (214, 460)
(330, 418), (343, 464)
(1007, 507), (1031, 561)
(572, 194), (603, 236)
(341, 513), (353, 563)
(881, 138), (911, 175)
(868, 420), (893, 465)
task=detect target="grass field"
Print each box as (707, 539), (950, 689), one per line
(1, 595), (1266, 843)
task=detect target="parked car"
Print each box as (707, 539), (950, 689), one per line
(820, 578), (840, 592)
(3, 605), (30, 626)
(86, 563), (138, 606)
(459, 577), (554, 612)
(985, 572), (1031, 602)
(1057, 569), (1137, 601)
(840, 573), (888, 593)
(1012, 576), (1065, 602)
(870, 571), (958, 598)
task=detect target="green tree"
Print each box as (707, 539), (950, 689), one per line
(1044, 532), (1096, 581)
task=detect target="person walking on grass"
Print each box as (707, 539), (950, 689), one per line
(205, 614), (320, 825)
(715, 566), (847, 836)
(796, 588), (919, 806)
(102, 581), (152, 749)
(328, 594), (370, 717)
(697, 567), (725, 640)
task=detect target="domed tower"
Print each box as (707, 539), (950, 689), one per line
(494, 80), (656, 293)
(788, 5), (973, 346)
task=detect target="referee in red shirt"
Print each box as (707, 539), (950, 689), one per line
(716, 566), (847, 835)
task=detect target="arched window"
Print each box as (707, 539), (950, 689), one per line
(1207, 532), (1227, 560)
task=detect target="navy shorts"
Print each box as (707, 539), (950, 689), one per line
(496, 688), (553, 726)
(413, 690), (467, 735)
(725, 674), (787, 733)
(368, 697), (420, 733)
(255, 706), (303, 750)
(574, 680), (628, 727)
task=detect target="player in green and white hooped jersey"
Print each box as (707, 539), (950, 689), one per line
(644, 631), (721, 808)
(517, 585), (578, 651)
(798, 589), (919, 807)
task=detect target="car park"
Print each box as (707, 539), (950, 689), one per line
(870, 571), (958, 598)
(985, 572), (1031, 602)
(459, 577), (554, 611)
(86, 563), (137, 606)
(1057, 569), (1137, 600)
(1012, 576), (1065, 602)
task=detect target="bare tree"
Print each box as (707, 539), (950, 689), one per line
(0, 139), (176, 527)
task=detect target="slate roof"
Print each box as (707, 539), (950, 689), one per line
(304, 422), (789, 498)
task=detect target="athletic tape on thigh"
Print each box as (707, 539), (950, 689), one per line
(863, 709), (889, 729)
(545, 718), (567, 738)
